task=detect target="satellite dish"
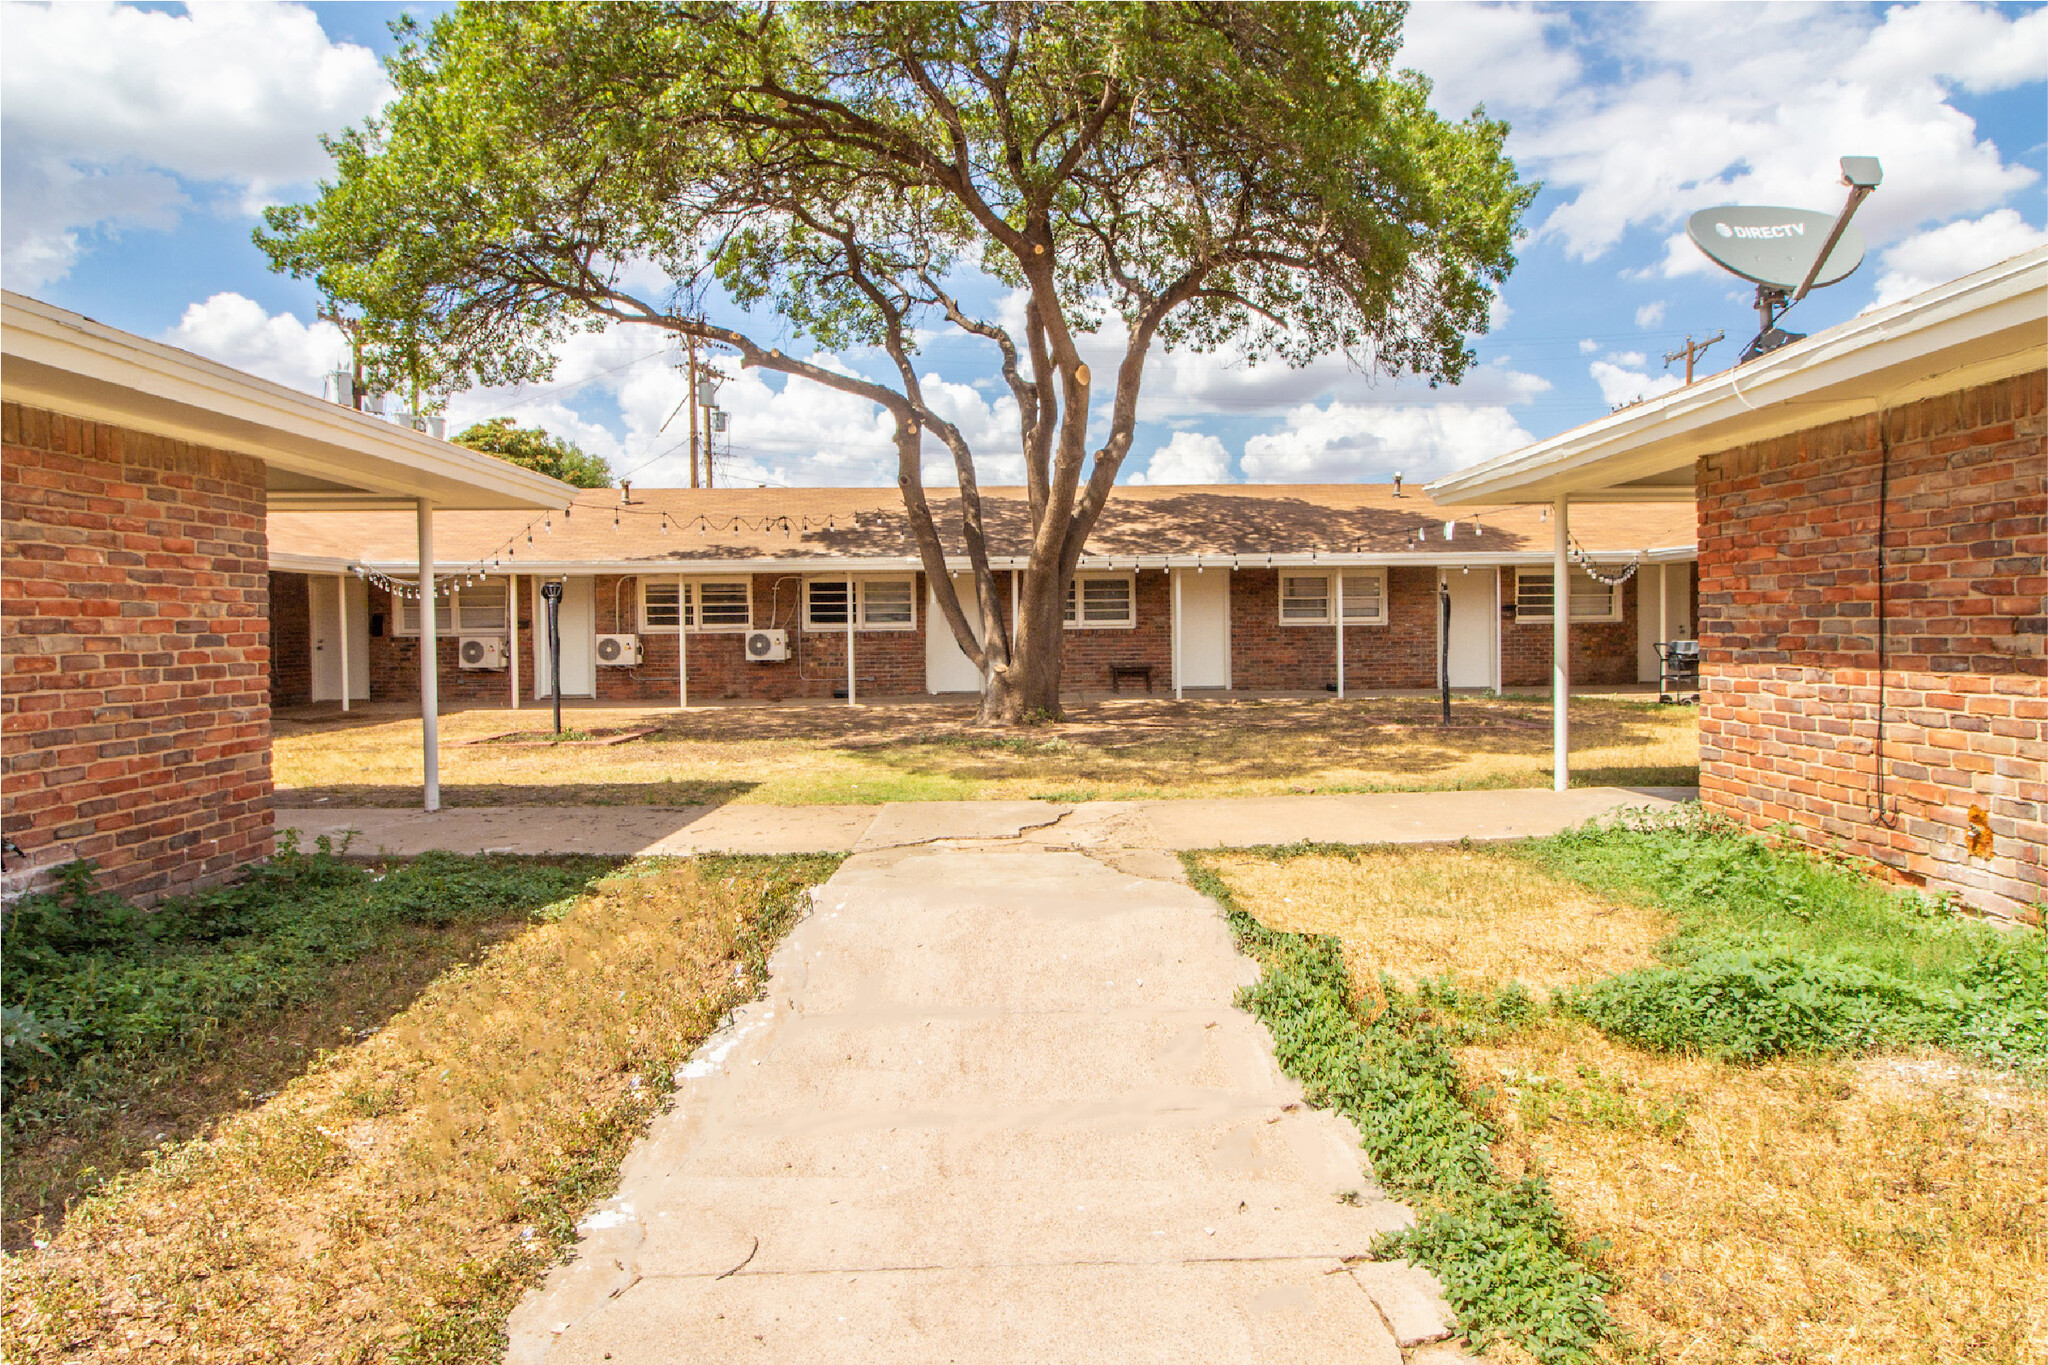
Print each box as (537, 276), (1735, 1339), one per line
(1686, 206), (1866, 290)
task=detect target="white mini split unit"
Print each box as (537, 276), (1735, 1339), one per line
(595, 634), (643, 666)
(458, 636), (507, 670)
(745, 629), (788, 662)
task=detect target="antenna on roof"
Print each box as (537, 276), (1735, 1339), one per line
(1686, 156), (1882, 364)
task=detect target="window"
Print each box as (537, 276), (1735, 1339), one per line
(804, 576), (917, 630)
(395, 581), (454, 635)
(1515, 570), (1621, 622)
(1279, 574), (1331, 625)
(1063, 573), (1135, 628)
(455, 581), (508, 634)
(1340, 571), (1387, 624)
(862, 577), (914, 627)
(642, 579), (751, 632)
(398, 579), (506, 635)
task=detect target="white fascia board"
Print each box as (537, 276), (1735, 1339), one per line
(270, 552), (358, 575)
(3, 292), (574, 511)
(1429, 246), (2048, 505)
(331, 547), (1695, 576)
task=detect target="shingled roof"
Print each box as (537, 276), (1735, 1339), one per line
(269, 483), (1695, 574)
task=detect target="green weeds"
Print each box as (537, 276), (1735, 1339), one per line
(1186, 857), (1618, 1363)
(1, 837), (612, 1136)
(1523, 807), (2048, 1071)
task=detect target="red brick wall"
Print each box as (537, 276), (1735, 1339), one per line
(1697, 371), (2046, 923)
(270, 572), (312, 707)
(2, 403), (273, 902)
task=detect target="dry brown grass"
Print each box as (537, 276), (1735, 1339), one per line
(2, 918), (526, 1252)
(274, 693), (1699, 808)
(1, 855), (834, 1364)
(1468, 1026), (2048, 1365)
(1204, 848), (1665, 995)
(1203, 848), (2048, 1365)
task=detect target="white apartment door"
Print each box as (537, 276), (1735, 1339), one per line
(926, 573), (985, 694)
(1637, 564), (1695, 682)
(1442, 569), (1497, 689)
(534, 576), (596, 698)
(308, 575), (369, 701)
(1175, 569), (1231, 689)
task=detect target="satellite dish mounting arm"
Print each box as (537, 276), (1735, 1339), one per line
(1792, 156), (1883, 304)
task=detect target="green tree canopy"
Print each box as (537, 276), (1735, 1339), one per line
(454, 418), (612, 488)
(259, 0), (1532, 721)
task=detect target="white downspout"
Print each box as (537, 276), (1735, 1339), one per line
(417, 499), (440, 812)
(678, 573), (689, 710)
(336, 573), (351, 713)
(1553, 495), (1570, 793)
(846, 573), (857, 707)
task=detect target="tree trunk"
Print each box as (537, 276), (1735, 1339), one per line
(974, 567), (1066, 724)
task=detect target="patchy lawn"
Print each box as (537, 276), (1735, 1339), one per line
(2, 848), (838, 1364)
(276, 693), (1697, 807)
(1193, 821), (2048, 1365)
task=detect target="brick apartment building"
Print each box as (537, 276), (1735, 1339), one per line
(265, 486), (1695, 707)
(1434, 247), (2046, 923)
(1, 293), (571, 900)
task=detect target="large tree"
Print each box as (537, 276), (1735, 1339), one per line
(260, 0), (1530, 723)
(455, 417), (614, 488)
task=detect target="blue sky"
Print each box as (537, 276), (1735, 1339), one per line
(4, 1), (2043, 490)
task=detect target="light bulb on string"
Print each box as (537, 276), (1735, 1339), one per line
(661, 513), (669, 535)
(544, 514), (552, 534)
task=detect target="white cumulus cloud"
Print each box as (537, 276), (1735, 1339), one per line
(0, 1), (390, 288)
(1588, 359), (1682, 410)
(1241, 403), (1534, 484)
(1128, 431), (1232, 486)
(1869, 209), (2048, 307)
(165, 292), (349, 393)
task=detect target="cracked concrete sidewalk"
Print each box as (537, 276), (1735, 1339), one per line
(505, 844), (1463, 1363)
(281, 784), (1695, 860)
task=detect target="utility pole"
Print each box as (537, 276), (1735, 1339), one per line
(686, 336), (701, 489)
(1663, 331), (1725, 386)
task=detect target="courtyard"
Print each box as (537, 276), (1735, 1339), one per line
(273, 692), (1700, 810)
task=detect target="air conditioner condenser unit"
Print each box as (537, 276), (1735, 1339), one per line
(744, 629), (788, 662)
(595, 633), (643, 666)
(458, 636), (507, 670)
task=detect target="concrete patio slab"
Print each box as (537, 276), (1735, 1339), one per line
(279, 802), (877, 858)
(502, 845), (1457, 1362)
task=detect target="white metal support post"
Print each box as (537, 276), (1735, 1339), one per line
(1334, 571), (1345, 700)
(335, 573), (351, 713)
(417, 499), (440, 812)
(1172, 568), (1184, 700)
(845, 573), (857, 707)
(1657, 562), (1669, 651)
(677, 573), (689, 710)
(508, 574), (520, 710)
(1552, 495), (1570, 793)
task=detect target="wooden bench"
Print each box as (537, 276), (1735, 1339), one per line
(1108, 663), (1154, 694)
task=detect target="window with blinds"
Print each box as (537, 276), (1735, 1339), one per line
(1279, 574), (1331, 624)
(1340, 571), (1387, 623)
(643, 579), (751, 631)
(1515, 570), (1620, 622)
(805, 577), (916, 630)
(1062, 574), (1135, 627)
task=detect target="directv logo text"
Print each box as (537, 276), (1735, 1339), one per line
(1713, 221), (1808, 240)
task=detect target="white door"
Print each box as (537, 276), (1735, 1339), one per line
(926, 573), (985, 693)
(1176, 569), (1231, 689)
(535, 576), (596, 698)
(308, 575), (369, 701)
(1637, 563), (1695, 682)
(1443, 569), (1496, 689)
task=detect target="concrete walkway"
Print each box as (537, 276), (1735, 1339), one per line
(505, 844), (1458, 1363)
(281, 785), (1695, 859)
